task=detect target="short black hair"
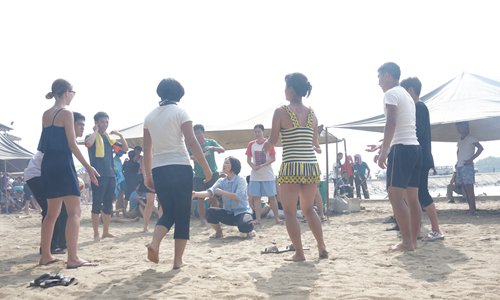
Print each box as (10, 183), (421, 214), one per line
(456, 121), (470, 130)
(193, 124), (205, 132)
(400, 77), (422, 97)
(134, 146), (142, 152)
(254, 124), (265, 131)
(127, 150), (136, 160)
(157, 78), (185, 102)
(378, 62), (401, 81)
(94, 111), (109, 122)
(73, 112), (85, 122)
(227, 156), (241, 175)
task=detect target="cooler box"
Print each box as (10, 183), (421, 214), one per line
(332, 196), (361, 213)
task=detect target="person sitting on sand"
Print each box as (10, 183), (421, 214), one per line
(193, 156), (256, 239)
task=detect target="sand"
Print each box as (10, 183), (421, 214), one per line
(1, 199), (500, 300)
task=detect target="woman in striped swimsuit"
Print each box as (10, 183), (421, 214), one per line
(264, 73), (328, 262)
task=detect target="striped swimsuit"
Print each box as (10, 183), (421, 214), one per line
(278, 105), (321, 185)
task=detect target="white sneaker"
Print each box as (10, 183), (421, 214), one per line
(246, 230), (256, 238)
(424, 231), (444, 241)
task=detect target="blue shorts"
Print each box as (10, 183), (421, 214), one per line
(456, 165), (475, 185)
(386, 144), (422, 189)
(248, 181), (277, 197)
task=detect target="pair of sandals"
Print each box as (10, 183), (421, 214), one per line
(29, 273), (78, 288)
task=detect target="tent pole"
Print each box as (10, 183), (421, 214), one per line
(325, 127), (330, 214)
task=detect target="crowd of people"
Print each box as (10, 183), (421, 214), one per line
(1, 63), (487, 272)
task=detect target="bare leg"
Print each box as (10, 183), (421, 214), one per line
(388, 187), (415, 251)
(463, 184), (476, 213)
(280, 184), (305, 261)
(101, 213), (114, 238)
(123, 199), (128, 213)
(405, 188), (421, 247)
(268, 196), (282, 224)
(143, 192), (155, 232)
(197, 198), (207, 225)
(313, 190), (325, 219)
(158, 201), (163, 219)
(117, 190), (125, 216)
(64, 196), (90, 266)
(173, 239), (188, 269)
(24, 201), (30, 214)
(32, 198), (41, 214)
(91, 213), (100, 241)
(424, 203), (442, 233)
(39, 199), (62, 265)
(147, 225), (169, 263)
(210, 223), (223, 238)
(300, 184), (327, 258)
(252, 196), (262, 224)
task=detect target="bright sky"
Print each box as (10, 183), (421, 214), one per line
(1, 0), (500, 176)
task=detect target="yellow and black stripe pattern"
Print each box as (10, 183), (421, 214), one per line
(278, 105), (321, 184)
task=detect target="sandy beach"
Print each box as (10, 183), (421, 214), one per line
(1, 198), (500, 300)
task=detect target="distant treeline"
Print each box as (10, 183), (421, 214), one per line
(475, 156), (500, 173)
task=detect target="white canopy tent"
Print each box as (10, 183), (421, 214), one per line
(0, 133), (33, 173)
(333, 72), (500, 142)
(119, 107), (341, 208)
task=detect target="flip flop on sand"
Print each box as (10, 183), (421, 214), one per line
(261, 245), (279, 254)
(38, 258), (62, 266)
(29, 273), (77, 288)
(29, 273), (52, 287)
(261, 244), (310, 254)
(66, 261), (98, 269)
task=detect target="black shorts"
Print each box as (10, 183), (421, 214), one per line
(91, 176), (115, 214)
(386, 144), (422, 189)
(418, 166), (433, 208)
(193, 172), (219, 192)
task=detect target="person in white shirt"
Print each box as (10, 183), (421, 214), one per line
(377, 62), (422, 252)
(455, 121), (483, 214)
(246, 124), (282, 225)
(143, 78), (212, 270)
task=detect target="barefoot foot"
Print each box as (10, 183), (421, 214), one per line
(146, 244), (159, 263)
(39, 257), (61, 266)
(173, 262), (187, 270)
(389, 242), (414, 252)
(284, 254), (306, 262)
(102, 233), (115, 239)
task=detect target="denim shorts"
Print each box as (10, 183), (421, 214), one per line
(248, 180), (277, 197)
(456, 165), (475, 185)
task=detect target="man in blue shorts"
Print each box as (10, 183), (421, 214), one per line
(455, 121), (483, 214)
(377, 62), (422, 252)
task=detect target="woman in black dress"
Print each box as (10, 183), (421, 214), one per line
(38, 79), (99, 268)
